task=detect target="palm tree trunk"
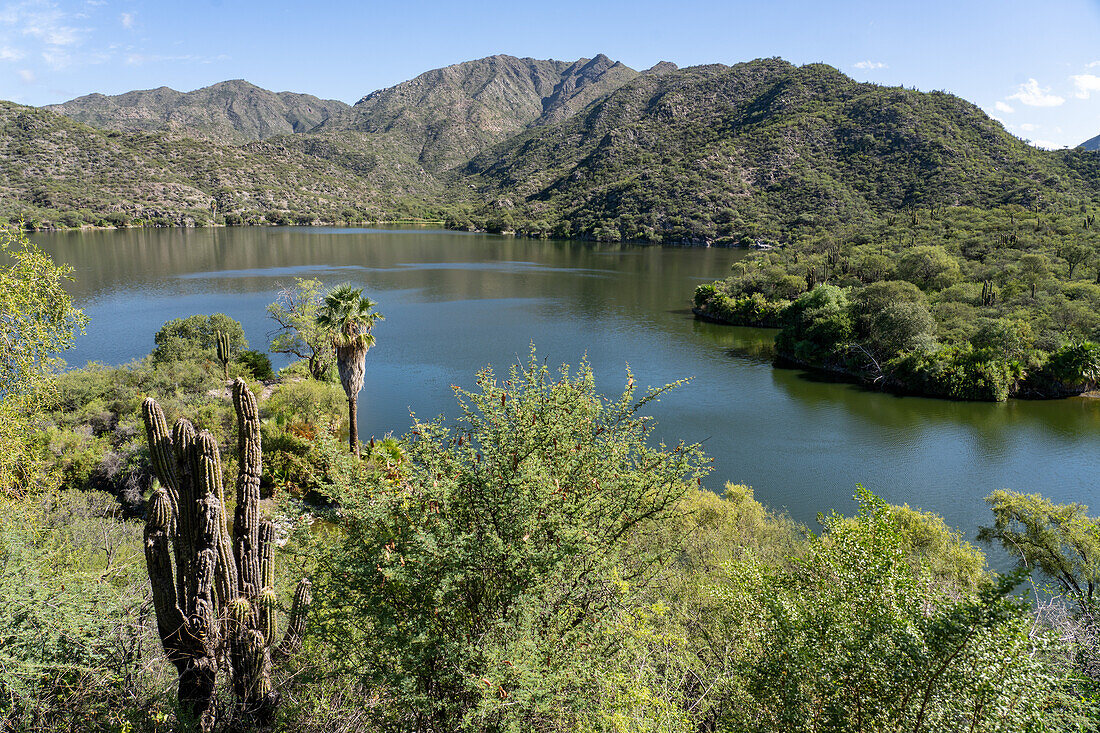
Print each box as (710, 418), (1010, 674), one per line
(348, 395), (359, 458)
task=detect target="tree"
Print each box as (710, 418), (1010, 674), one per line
(267, 278), (333, 380)
(0, 227), (86, 493)
(1062, 242), (1092, 279)
(152, 313), (247, 366)
(314, 352), (710, 730)
(1018, 253), (1050, 298)
(316, 284), (383, 457)
(849, 281), (937, 366)
(896, 245), (960, 290)
(979, 490), (1100, 611)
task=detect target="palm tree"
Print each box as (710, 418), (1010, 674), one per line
(316, 284), (384, 457)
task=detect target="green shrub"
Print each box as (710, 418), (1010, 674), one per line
(267, 379), (345, 430)
(237, 349), (274, 379)
(1040, 340), (1100, 391)
(151, 313), (247, 365)
(313, 352), (710, 731)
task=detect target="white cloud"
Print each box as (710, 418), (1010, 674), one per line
(1072, 74), (1100, 99)
(21, 11), (81, 47)
(41, 47), (70, 68)
(17, 68), (34, 82)
(1030, 139), (1063, 150)
(125, 52), (230, 66)
(0, 45), (24, 60)
(120, 12), (132, 28)
(1019, 122), (1039, 131)
(1008, 78), (1065, 107)
(854, 60), (887, 70)
(1089, 61), (1100, 68)
(994, 100), (1014, 113)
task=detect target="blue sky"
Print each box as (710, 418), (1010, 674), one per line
(2, 0), (1099, 148)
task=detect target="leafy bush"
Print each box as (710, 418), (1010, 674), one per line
(748, 488), (1086, 731)
(237, 349), (274, 379)
(313, 352), (710, 730)
(776, 285), (852, 365)
(1040, 340), (1100, 392)
(151, 313), (247, 365)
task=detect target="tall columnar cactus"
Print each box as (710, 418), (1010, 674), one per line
(142, 378), (312, 731)
(216, 330), (232, 380)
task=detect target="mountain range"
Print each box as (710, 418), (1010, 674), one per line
(44, 80), (351, 145)
(1082, 133), (1100, 152)
(3, 54), (1098, 238)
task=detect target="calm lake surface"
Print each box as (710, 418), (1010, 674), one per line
(33, 226), (1100, 549)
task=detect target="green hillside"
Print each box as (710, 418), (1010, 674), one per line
(460, 58), (1100, 241)
(7, 55), (1099, 238)
(0, 101), (434, 228)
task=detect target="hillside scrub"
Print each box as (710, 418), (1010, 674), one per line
(7, 58), (1100, 239)
(9, 351), (1100, 731)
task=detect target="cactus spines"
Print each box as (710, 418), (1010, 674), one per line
(140, 377), (310, 730)
(233, 379), (262, 600)
(142, 399), (178, 503)
(217, 330), (232, 380)
(259, 587), (278, 645)
(279, 578), (312, 657)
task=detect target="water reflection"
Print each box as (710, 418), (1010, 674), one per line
(31, 227), (1100, 554)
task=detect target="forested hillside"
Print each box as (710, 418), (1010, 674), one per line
(9, 55), (1097, 241)
(460, 58), (1100, 241)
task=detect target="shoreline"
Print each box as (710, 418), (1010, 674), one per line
(693, 308), (1093, 403)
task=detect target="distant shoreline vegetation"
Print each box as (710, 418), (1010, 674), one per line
(693, 204), (1100, 402)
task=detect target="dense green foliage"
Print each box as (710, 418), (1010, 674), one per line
(695, 203), (1100, 399)
(0, 228), (85, 493)
(313, 355), (708, 730)
(33, 312), (352, 507)
(9, 345), (1100, 730)
(152, 313), (248, 366)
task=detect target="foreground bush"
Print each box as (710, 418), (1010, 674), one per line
(313, 352), (711, 731)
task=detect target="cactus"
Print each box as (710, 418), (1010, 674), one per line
(217, 330), (232, 380)
(141, 378), (311, 731)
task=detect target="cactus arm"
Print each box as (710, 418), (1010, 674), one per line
(217, 331), (231, 380)
(231, 378), (262, 600)
(193, 430), (237, 611)
(228, 596), (278, 724)
(258, 521), (277, 645)
(141, 398), (189, 603)
(142, 399), (179, 505)
(173, 419), (198, 609)
(144, 488), (188, 663)
(278, 578), (313, 657)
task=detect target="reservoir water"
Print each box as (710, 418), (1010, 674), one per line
(33, 226), (1100, 547)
